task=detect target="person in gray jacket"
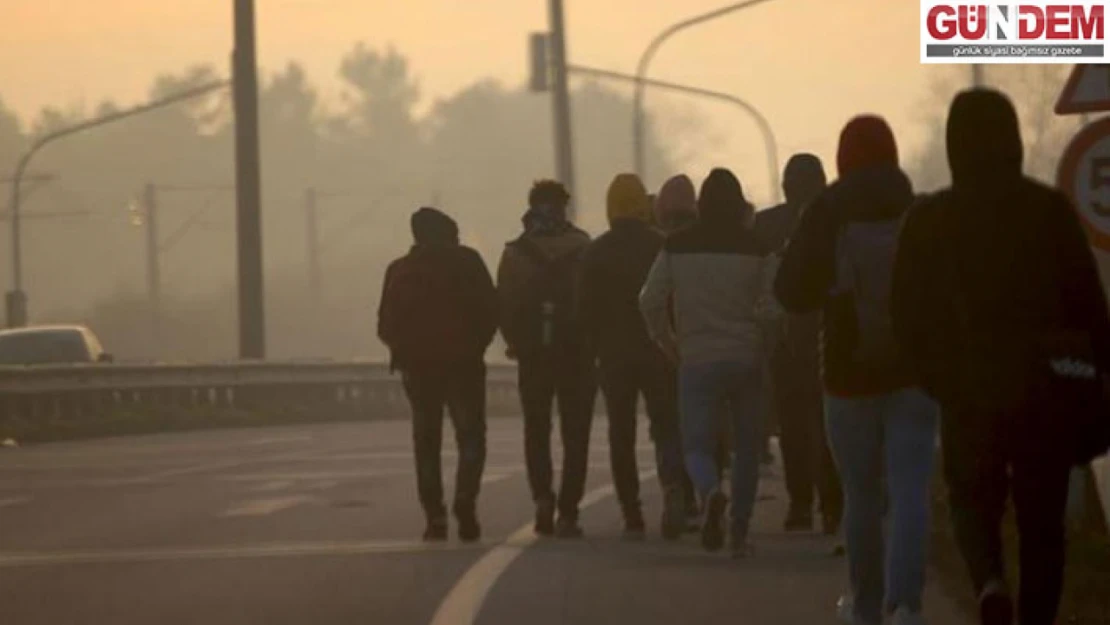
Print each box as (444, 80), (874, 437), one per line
(640, 168), (779, 558)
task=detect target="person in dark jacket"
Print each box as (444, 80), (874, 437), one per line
(378, 207), (499, 543)
(578, 173), (686, 541)
(755, 154), (843, 535)
(498, 180), (597, 539)
(892, 89), (1110, 625)
(641, 168), (780, 558)
(776, 117), (938, 625)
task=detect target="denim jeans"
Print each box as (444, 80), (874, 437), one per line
(679, 359), (765, 540)
(825, 388), (938, 624)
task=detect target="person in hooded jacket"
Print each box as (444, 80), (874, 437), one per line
(640, 168), (779, 558)
(378, 207), (499, 543)
(498, 180), (597, 539)
(653, 174), (711, 530)
(892, 89), (1110, 625)
(754, 154), (844, 535)
(776, 117), (937, 625)
(577, 173), (686, 540)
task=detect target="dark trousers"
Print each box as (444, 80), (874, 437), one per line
(941, 407), (1072, 625)
(402, 361), (487, 521)
(518, 354), (597, 519)
(599, 355), (685, 516)
(771, 347), (842, 522)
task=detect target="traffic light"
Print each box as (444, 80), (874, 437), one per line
(529, 32), (550, 93)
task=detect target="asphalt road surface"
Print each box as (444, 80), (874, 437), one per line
(0, 418), (970, 625)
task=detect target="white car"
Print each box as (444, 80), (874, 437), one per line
(0, 324), (114, 365)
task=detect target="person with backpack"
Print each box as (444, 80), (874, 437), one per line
(775, 116), (937, 625)
(892, 89), (1110, 625)
(378, 207), (499, 543)
(498, 180), (597, 539)
(754, 154), (843, 536)
(640, 168), (780, 558)
(578, 173), (686, 541)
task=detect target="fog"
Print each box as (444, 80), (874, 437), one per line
(0, 7), (1088, 363)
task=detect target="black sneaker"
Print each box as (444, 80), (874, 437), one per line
(454, 503), (481, 544)
(555, 515), (584, 539)
(423, 516), (448, 542)
(661, 487), (685, 541)
(535, 498), (555, 537)
(701, 490), (728, 552)
(979, 580), (1014, 625)
(784, 505), (814, 532)
(622, 512), (646, 542)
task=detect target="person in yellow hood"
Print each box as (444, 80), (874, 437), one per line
(577, 173), (687, 540)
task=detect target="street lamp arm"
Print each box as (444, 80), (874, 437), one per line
(6, 79), (229, 312)
(574, 64), (780, 204)
(632, 0), (778, 178)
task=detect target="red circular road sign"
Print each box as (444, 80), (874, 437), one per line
(1058, 117), (1110, 251)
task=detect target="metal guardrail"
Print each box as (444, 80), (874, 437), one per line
(0, 361), (520, 421)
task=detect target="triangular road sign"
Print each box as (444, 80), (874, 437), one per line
(1057, 64), (1110, 115)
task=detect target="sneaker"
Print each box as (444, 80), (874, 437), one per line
(661, 487), (685, 541)
(423, 516), (448, 542)
(979, 580), (1014, 625)
(822, 510), (842, 536)
(835, 594), (855, 623)
(622, 510), (646, 541)
(555, 515), (584, 539)
(784, 505), (814, 532)
(729, 537), (755, 559)
(454, 503), (481, 544)
(891, 606), (927, 625)
(701, 490), (728, 552)
(831, 540), (847, 557)
(534, 497), (555, 537)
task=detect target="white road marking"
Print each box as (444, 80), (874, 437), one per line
(0, 540), (486, 568)
(221, 496), (315, 517)
(247, 435), (314, 446)
(480, 473), (513, 485)
(252, 481), (295, 492)
(0, 497), (29, 508)
(428, 471), (656, 625)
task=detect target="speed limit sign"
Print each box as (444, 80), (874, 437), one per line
(1058, 118), (1110, 252)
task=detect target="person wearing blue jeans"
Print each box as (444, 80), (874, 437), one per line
(826, 389), (938, 624)
(776, 118), (932, 624)
(680, 360), (766, 551)
(640, 168), (778, 557)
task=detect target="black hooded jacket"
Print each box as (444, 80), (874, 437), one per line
(891, 90), (1110, 412)
(378, 208), (498, 372)
(776, 165), (917, 395)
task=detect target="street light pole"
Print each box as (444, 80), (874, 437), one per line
(232, 0), (266, 359)
(305, 187), (321, 301)
(3, 81), (227, 328)
(144, 183), (162, 353)
(571, 65), (779, 205)
(632, 0), (777, 182)
(548, 0), (577, 217)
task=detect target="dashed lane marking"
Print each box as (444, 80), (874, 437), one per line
(220, 496), (316, 517)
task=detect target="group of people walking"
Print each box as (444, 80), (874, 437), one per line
(377, 87), (1110, 625)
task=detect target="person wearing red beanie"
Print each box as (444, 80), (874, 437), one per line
(776, 116), (937, 625)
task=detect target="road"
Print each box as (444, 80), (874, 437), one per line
(0, 418), (969, 625)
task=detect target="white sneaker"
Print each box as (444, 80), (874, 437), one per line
(836, 594), (856, 624)
(891, 606), (927, 625)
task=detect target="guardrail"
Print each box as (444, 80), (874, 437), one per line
(0, 361), (521, 422)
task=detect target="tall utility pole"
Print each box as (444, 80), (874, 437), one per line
(143, 183), (162, 352)
(233, 0), (266, 359)
(548, 0), (577, 218)
(305, 187), (321, 301)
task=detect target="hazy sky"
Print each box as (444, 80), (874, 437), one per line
(4, 0), (960, 203)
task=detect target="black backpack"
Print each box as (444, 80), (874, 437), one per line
(508, 237), (585, 356)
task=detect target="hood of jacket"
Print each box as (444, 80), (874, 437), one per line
(606, 173), (653, 225)
(411, 207), (459, 246)
(946, 88), (1024, 189)
(697, 168), (752, 230)
(654, 174), (698, 230)
(782, 153), (827, 207)
(837, 115), (899, 178)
